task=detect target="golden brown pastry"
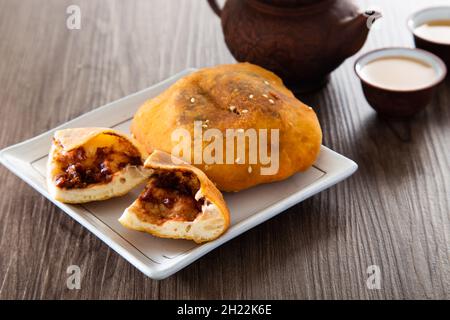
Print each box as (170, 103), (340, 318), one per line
(119, 150), (230, 243)
(131, 63), (322, 192)
(47, 128), (149, 203)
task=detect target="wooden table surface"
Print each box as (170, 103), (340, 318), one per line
(0, 0), (449, 300)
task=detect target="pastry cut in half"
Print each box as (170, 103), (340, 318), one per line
(119, 150), (230, 243)
(47, 128), (149, 203)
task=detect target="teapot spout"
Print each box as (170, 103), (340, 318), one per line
(340, 10), (382, 58)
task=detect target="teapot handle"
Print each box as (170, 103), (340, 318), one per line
(207, 0), (222, 17)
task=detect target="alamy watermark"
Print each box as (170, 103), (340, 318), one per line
(171, 121), (280, 175)
(66, 5), (81, 30)
(366, 265), (381, 290)
(66, 265), (81, 290)
(364, 7), (383, 30)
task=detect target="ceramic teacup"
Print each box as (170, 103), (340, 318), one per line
(355, 47), (447, 117)
(408, 6), (450, 69)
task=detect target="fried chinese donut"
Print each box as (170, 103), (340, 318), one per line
(47, 128), (149, 203)
(131, 63), (322, 192)
(119, 150), (230, 243)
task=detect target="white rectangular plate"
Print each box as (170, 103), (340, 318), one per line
(0, 69), (357, 279)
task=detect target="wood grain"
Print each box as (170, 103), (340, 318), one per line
(0, 0), (449, 299)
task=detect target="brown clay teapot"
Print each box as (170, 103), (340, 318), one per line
(208, 0), (381, 92)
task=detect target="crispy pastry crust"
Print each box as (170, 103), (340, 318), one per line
(119, 150), (230, 243)
(131, 63), (322, 192)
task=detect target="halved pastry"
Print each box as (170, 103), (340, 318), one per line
(119, 150), (230, 243)
(47, 128), (149, 203)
